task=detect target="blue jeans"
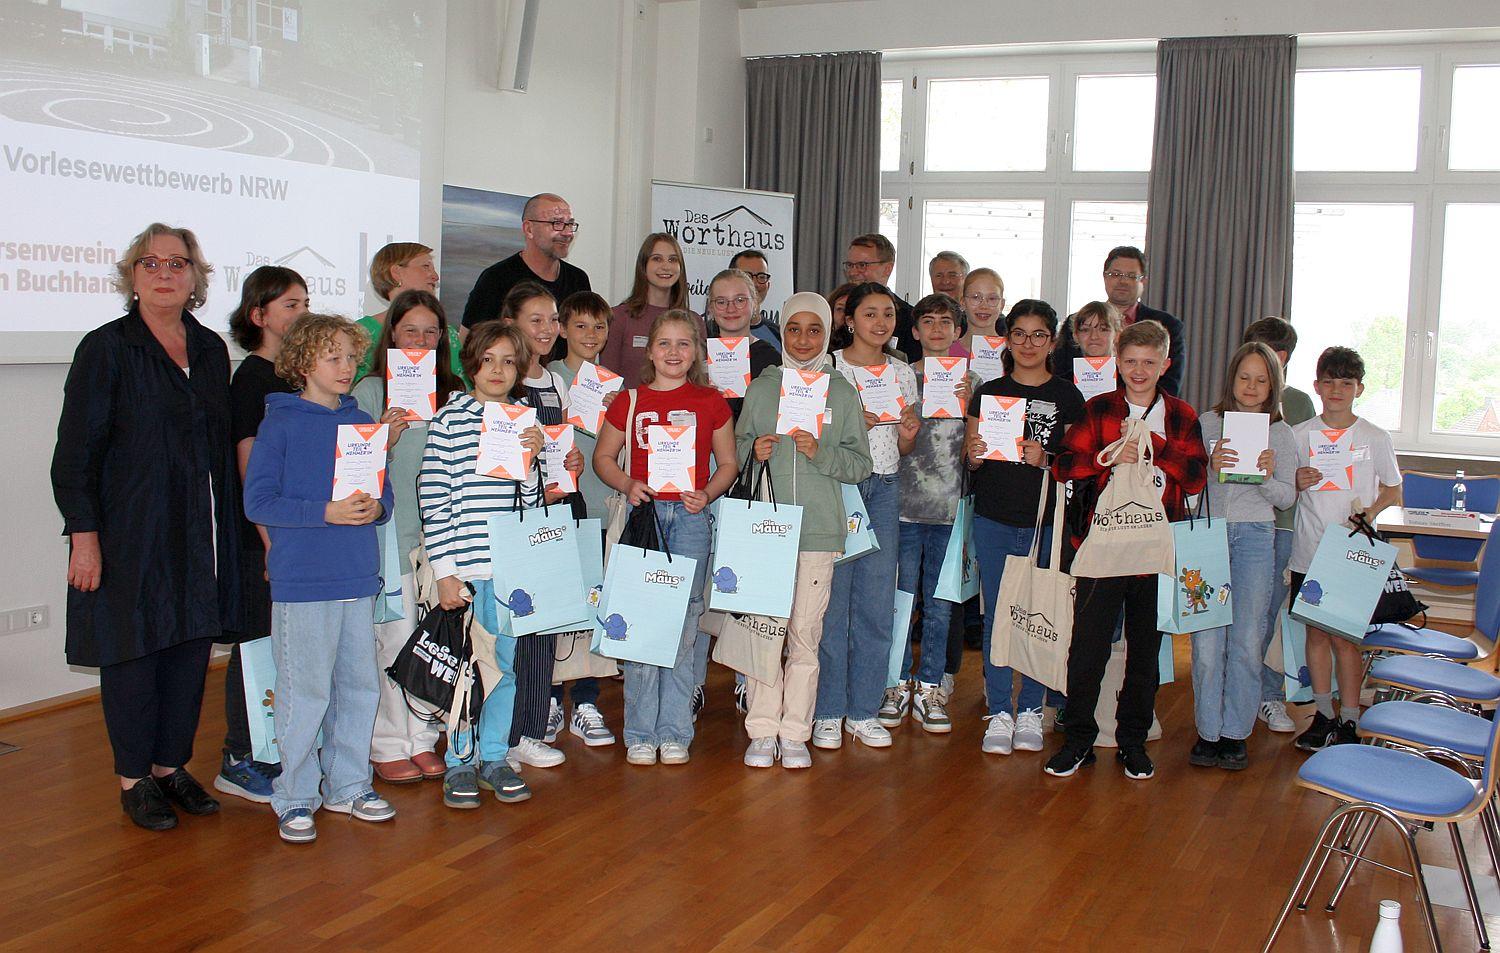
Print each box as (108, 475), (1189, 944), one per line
(973, 515), (1054, 716)
(270, 597), (379, 816)
(624, 501), (711, 748)
(445, 579), (519, 769)
(1191, 521), (1275, 741)
(817, 473), (900, 722)
(897, 520), (955, 685)
(1261, 528), (1294, 702)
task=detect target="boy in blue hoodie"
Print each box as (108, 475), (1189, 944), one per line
(244, 313), (400, 844)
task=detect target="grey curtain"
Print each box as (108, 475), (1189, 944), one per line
(746, 51), (881, 298)
(1145, 35), (1296, 411)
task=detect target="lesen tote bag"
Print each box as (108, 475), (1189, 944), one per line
(991, 471), (1074, 692)
(1069, 415), (1176, 579)
(1156, 494), (1234, 635)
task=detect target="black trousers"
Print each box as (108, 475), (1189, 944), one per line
(223, 644), (252, 761)
(99, 637), (214, 778)
(1064, 575), (1162, 750)
(509, 633), (557, 745)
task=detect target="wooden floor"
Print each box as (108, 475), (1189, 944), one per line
(1, 643), (1495, 952)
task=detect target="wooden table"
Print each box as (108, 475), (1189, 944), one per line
(1375, 506), (1492, 540)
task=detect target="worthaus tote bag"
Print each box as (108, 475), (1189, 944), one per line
(991, 472), (1074, 692)
(1069, 415), (1175, 579)
(711, 612), (789, 685)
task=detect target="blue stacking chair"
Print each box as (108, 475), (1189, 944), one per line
(1400, 471), (1498, 591)
(1262, 709), (1500, 952)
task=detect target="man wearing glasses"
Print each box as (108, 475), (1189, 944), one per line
(1055, 245), (1186, 396)
(843, 233), (918, 360)
(461, 193), (592, 330)
(927, 251), (969, 299)
(727, 249), (781, 350)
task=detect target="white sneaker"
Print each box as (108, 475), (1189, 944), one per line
(1259, 701), (1296, 733)
(544, 697), (564, 743)
(812, 718), (844, 750)
(569, 703), (615, 746)
(877, 684), (910, 728)
(845, 718), (893, 748)
(626, 743), (657, 765)
(744, 737), (778, 768)
(508, 736), (565, 768)
(940, 672), (956, 705)
(659, 741), (691, 764)
(780, 739), (812, 769)
(1013, 708), (1045, 752)
(982, 712), (1016, 755)
(734, 680), (748, 714)
(912, 682), (952, 734)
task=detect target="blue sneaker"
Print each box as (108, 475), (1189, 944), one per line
(214, 754), (274, 804)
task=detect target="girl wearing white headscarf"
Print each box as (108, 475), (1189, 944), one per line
(730, 293), (872, 769)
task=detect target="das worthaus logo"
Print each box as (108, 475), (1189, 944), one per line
(1091, 500), (1165, 530)
(1009, 607), (1060, 643)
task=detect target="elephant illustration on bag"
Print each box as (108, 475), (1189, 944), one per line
(598, 613), (630, 640)
(1299, 580), (1325, 607)
(712, 566), (740, 594)
(499, 588), (536, 617)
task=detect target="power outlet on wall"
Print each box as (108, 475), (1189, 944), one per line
(3, 606), (49, 635)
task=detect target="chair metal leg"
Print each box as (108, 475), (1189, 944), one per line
(1265, 804), (1367, 952)
(1483, 800), (1500, 890)
(1327, 812), (1382, 911)
(1399, 822), (1444, 953)
(1299, 812), (1356, 910)
(1450, 822), (1491, 951)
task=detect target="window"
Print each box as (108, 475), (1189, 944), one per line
(1293, 68), (1422, 172)
(922, 200), (1045, 302)
(1066, 201), (1147, 314)
(878, 199), (901, 267)
(880, 80), (903, 173)
(1433, 204), (1500, 434)
(1449, 65), (1500, 171)
(925, 76), (1049, 172)
(1286, 203), (1414, 432)
(1073, 74), (1155, 172)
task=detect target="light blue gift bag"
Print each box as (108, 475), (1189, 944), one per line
(1291, 521), (1398, 643)
(1156, 513), (1234, 635)
(241, 636), (283, 764)
(1158, 634), (1176, 685)
(541, 518), (604, 636)
(708, 488), (803, 618)
(886, 590), (917, 688)
(837, 481), (880, 566)
(934, 496), (981, 603)
(1281, 611), (1314, 704)
(373, 522), (406, 625)
(592, 544), (699, 667)
(488, 506), (588, 637)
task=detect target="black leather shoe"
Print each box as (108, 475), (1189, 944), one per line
(121, 777), (178, 831)
(1189, 737), (1221, 767)
(155, 768), (220, 816)
(1217, 738), (1249, 771)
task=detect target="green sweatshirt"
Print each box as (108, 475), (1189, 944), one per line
(735, 365), (873, 553)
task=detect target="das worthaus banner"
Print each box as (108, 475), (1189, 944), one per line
(651, 180), (795, 325)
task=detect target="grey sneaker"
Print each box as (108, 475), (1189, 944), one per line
(443, 765), (481, 810)
(478, 761), (532, 803)
(939, 672), (956, 705)
(912, 682), (952, 734)
(545, 696), (564, 743)
(569, 703), (616, 746)
(744, 737), (778, 768)
(877, 684), (910, 728)
(277, 808), (316, 844)
(324, 790), (396, 822)
(780, 739), (813, 769)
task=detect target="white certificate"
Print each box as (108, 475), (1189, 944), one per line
(541, 423), (577, 493)
(1308, 427), (1354, 492)
(776, 369), (829, 437)
(1218, 411), (1270, 484)
(705, 337), (752, 398)
(647, 424), (696, 494)
(969, 336), (1007, 383)
(977, 396), (1026, 462)
(852, 364), (906, 424)
(332, 424), (388, 500)
(565, 361), (624, 437)
(1073, 356), (1118, 402)
(476, 402), (537, 480)
(385, 348), (437, 420)
(922, 357), (969, 419)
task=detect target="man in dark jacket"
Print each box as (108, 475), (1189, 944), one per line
(1055, 245), (1187, 397)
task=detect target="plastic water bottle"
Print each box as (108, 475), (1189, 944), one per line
(1369, 899), (1403, 952)
(1453, 470), (1467, 512)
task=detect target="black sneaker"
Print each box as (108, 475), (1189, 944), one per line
(1118, 745), (1155, 780)
(121, 777), (178, 831)
(1189, 737), (1221, 767)
(690, 685), (705, 721)
(1217, 738), (1249, 771)
(1295, 712), (1340, 752)
(1052, 707), (1068, 734)
(1334, 718), (1360, 746)
(1043, 744), (1096, 777)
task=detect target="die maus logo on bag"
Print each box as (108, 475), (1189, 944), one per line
(527, 526), (565, 547)
(1345, 549), (1383, 570)
(644, 569), (685, 587)
(751, 519), (793, 537)
(1091, 500), (1165, 530)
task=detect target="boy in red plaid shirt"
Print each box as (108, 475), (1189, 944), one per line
(1044, 320), (1207, 781)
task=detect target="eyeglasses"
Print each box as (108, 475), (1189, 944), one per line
(1008, 328), (1053, 346)
(743, 271), (771, 284)
(842, 259), (890, 272)
(527, 218), (581, 234)
(1104, 270), (1144, 281)
(135, 256), (193, 273)
(964, 293), (1003, 306)
(711, 295), (752, 310)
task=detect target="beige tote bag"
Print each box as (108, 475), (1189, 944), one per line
(710, 612), (788, 685)
(991, 471), (1073, 692)
(1069, 415), (1175, 579)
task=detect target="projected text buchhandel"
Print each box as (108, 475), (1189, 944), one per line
(3, 146), (289, 200)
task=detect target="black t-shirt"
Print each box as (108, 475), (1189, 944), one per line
(461, 252), (592, 328)
(717, 337), (781, 421)
(966, 374), (1086, 527)
(231, 354), (295, 447)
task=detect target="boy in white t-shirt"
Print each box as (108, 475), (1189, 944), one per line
(1288, 346), (1402, 752)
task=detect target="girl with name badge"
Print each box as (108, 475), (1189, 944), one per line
(735, 293), (873, 769)
(594, 311), (738, 766)
(602, 233), (703, 390)
(353, 290), (466, 784)
(815, 283), (920, 751)
(355, 242), (466, 386)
